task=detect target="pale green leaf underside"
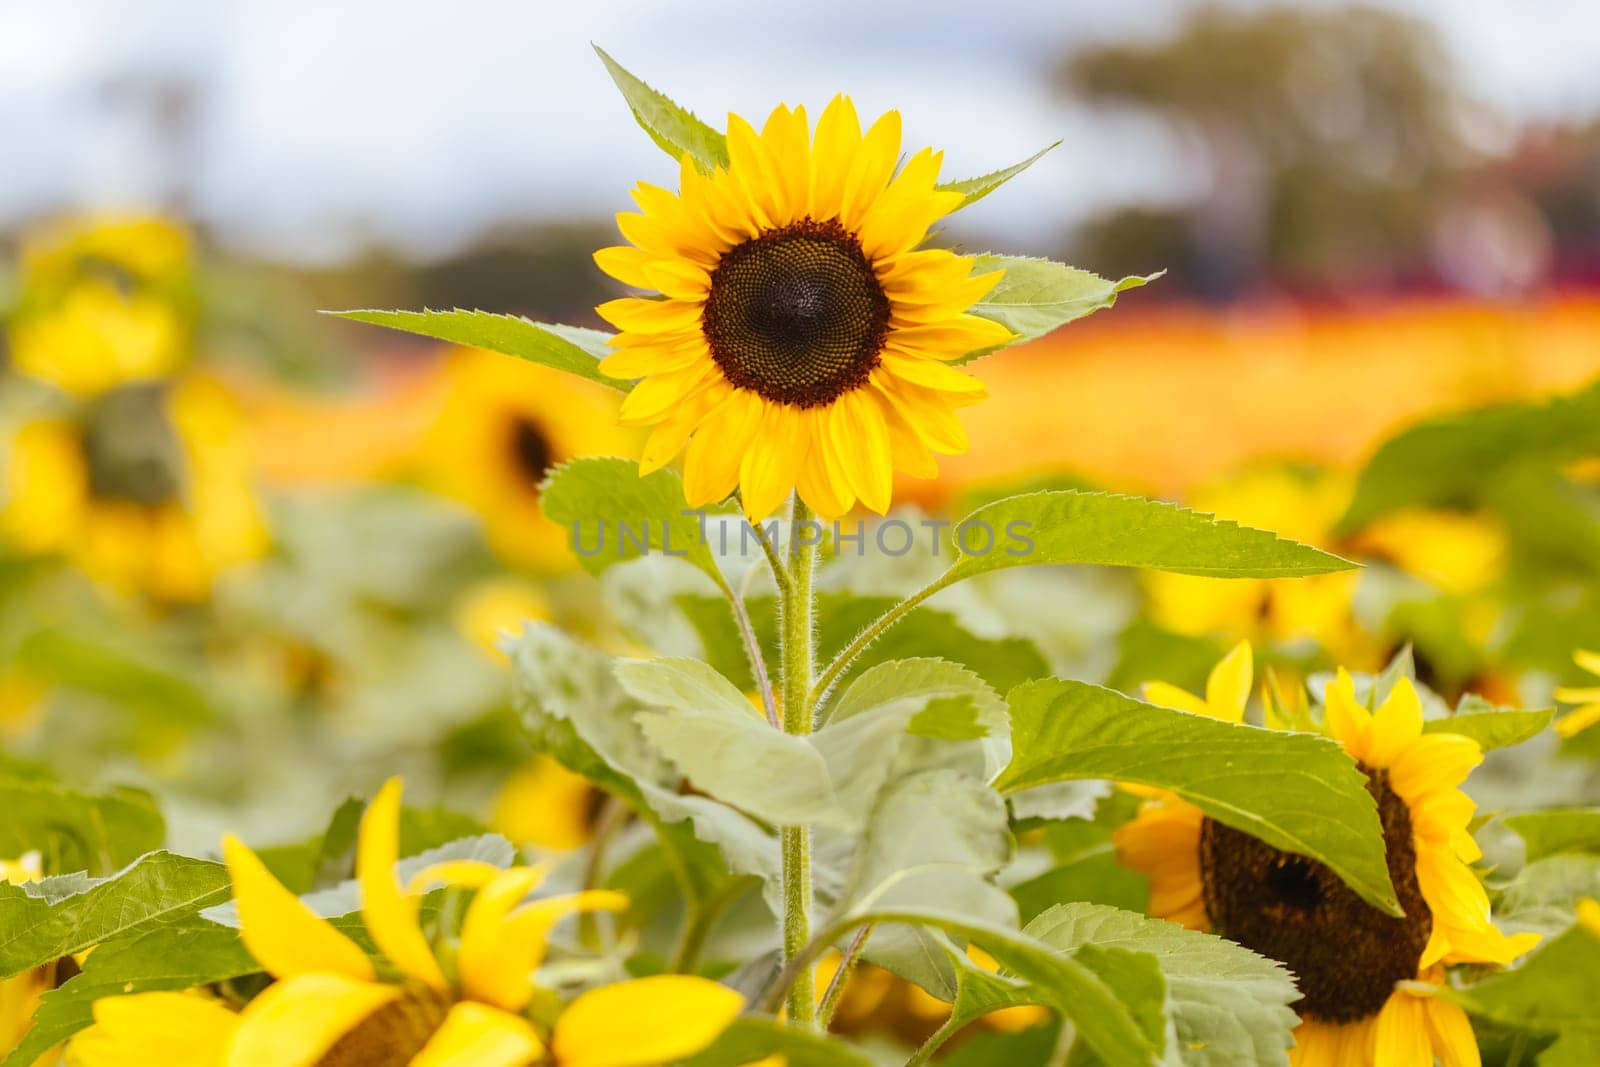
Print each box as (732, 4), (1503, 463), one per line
(1422, 707), (1552, 750)
(1503, 809), (1600, 863)
(995, 678), (1399, 914)
(327, 309), (622, 391)
(594, 46), (728, 175)
(944, 489), (1356, 583)
(960, 255), (1158, 361)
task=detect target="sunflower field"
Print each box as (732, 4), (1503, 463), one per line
(4, 45), (1600, 1067)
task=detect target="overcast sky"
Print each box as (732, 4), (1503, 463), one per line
(3, 0), (1597, 261)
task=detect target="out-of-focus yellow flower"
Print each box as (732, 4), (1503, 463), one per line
(454, 579), (552, 665)
(418, 348), (637, 572)
(1352, 508), (1508, 594)
(2, 376), (267, 601)
(0, 666), (46, 740)
(1579, 898), (1600, 938)
(1143, 467), (1371, 663)
(8, 216), (193, 397)
(491, 758), (601, 853)
(1554, 649), (1600, 739)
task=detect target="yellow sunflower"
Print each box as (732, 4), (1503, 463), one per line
(7, 215), (193, 397)
(2, 375), (266, 601)
(1113, 646), (1540, 1066)
(419, 347), (637, 571)
(1553, 649), (1600, 739)
(2, 852), (61, 1067)
(593, 96), (1012, 519)
(68, 779), (743, 1067)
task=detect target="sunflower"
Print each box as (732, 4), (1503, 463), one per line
(7, 215), (194, 397)
(2, 852), (70, 1067)
(1113, 646), (1540, 1066)
(68, 779), (743, 1067)
(1553, 649), (1600, 739)
(2, 375), (266, 601)
(593, 96), (1012, 520)
(419, 347), (638, 571)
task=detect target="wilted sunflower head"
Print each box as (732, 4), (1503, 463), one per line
(1115, 652), (1540, 1066)
(594, 97), (1012, 519)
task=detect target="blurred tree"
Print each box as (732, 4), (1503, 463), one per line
(1059, 3), (1472, 297)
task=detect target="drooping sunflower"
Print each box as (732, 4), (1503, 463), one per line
(419, 347), (638, 571)
(2, 376), (267, 601)
(593, 97), (1012, 519)
(1114, 647), (1540, 1066)
(68, 779), (743, 1067)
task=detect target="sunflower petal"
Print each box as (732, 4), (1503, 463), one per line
(1421, 992), (1481, 1067)
(358, 778), (447, 989)
(1204, 642), (1254, 722)
(830, 390), (893, 515)
(226, 973), (400, 1067)
(409, 1002), (545, 1067)
(1365, 678), (1425, 769)
(1372, 988), (1433, 1067)
(682, 391), (763, 506)
(456, 867), (543, 1012)
(71, 993), (238, 1067)
(739, 403), (807, 521)
(550, 975), (743, 1067)
(810, 95), (862, 221)
(1142, 681), (1213, 718)
(222, 835), (372, 982)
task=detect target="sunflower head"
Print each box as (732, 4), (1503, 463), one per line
(595, 97), (1012, 519)
(1115, 649), (1540, 1065)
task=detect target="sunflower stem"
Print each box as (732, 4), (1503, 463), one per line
(810, 573), (953, 717)
(905, 1015), (963, 1067)
(817, 922), (875, 1030)
(778, 494), (818, 1025)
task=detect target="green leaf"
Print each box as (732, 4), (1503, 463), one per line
(994, 678), (1398, 915)
(682, 1018), (875, 1067)
(1011, 823), (1147, 923)
(823, 768), (1015, 996)
(622, 657), (842, 827)
(509, 625), (779, 902)
(938, 143), (1060, 209)
(1504, 810), (1600, 863)
(1495, 855), (1600, 938)
(1423, 706), (1552, 750)
(1541, 1031), (1600, 1065)
(1450, 925), (1600, 1034)
(959, 256), (1157, 360)
(1338, 377), (1600, 532)
(594, 46), (729, 175)
(541, 457), (725, 590)
(327, 309), (622, 390)
(1, 923), (258, 1067)
(1024, 904), (1300, 1066)
(0, 852), (231, 979)
(826, 905), (1161, 1067)
(943, 490), (1354, 586)
(17, 627), (219, 727)
(676, 592), (1048, 697)
(0, 778), (164, 875)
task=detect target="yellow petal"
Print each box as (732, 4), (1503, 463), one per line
(222, 835), (372, 982)
(595, 297), (704, 335)
(1204, 642), (1253, 723)
(1365, 677), (1425, 769)
(810, 95), (862, 221)
(456, 867), (541, 1011)
(406, 860), (507, 894)
(1388, 733), (1481, 798)
(1141, 681), (1212, 718)
(877, 350), (987, 396)
(830, 390), (893, 515)
(1421, 992), (1481, 1067)
(1575, 649), (1600, 679)
(1554, 701), (1600, 739)
(469, 890), (629, 1013)
(550, 976), (743, 1067)
(70, 993), (238, 1067)
(739, 403), (807, 521)
(838, 109), (902, 230)
(795, 411), (854, 518)
(225, 973), (400, 1067)
(592, 246), (658, 289)
(1371, 989), (1432, 1067)
(358, 778), (447, 989)
(409, 1001), (545, 1067)
(1322, 670), (1373, 761)
(761, 103), (811, 224)
(682, 391), (763, 507)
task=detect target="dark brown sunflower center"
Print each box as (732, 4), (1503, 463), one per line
(701, 218), (890, 408)
(507, 415), (555, 486)
(1200, 767), (1431, 1024)
(314, 987), (450, 1067)
(80, 383), (183, 507)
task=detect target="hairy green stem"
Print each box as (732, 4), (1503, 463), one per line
(779, 495), (819, 1024)
(816, 923), (875, 1030)
(810, 573), (952, 715)
(905, 1015), (964, 1067)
